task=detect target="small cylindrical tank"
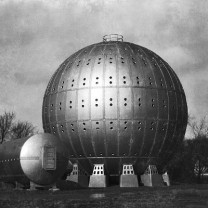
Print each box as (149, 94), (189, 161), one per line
(0, 133), (70, 186)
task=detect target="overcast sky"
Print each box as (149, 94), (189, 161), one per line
(0, 0), (207, 138)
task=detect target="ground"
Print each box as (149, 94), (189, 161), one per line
(1, 184), (208, 208)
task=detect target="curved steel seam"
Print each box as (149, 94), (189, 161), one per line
(158, 61), (179, 158)
(140, 47), (159, 160)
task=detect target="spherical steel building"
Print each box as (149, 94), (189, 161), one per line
(42, 34), (188, 176)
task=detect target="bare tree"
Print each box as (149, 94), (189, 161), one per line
(11, 121), (37, 139)
(188, 115), (208, 183)
(0, 111), (15, 144)
(188, 115), (208, 138)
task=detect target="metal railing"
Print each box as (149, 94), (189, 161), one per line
(103, 34), (123, 42)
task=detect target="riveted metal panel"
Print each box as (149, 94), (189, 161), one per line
(78, 121), (95, 157)
(91, 56), (104, 87)
(78, 63), (92, 89)
(78, 89), (90, 120)
(119, 88), (132, 119)
(145, 89), (158, 119)
(140, 120), (157, 157)
(154, 58), (174, 91)
(118, 120), (132, 156)
(65, 90), (77, 121)
(168, 91), (177, 121)
(158, 90), (169, 119)
(158, 121), (176, 157)
(105, 120), (118, 157)
(91, 120), (106, 157)
(56, 92), (67, 122)
(49, 123), (58, 135)
(130, 46), (146, 88)
(57, 122), (74, 155)
(104, 87), (117, 119)
(150, 120), (168, 157)
(49, 67), (65, 94)
(66, 65), (80, 91)
(176, 92), (183, 122)
(104, 54), (117, 87)
(131, 120), (145, 156)
(91, 88), (103, 120)
(133, 88), (146, 119)
(49, 93), (58, 123)
(68, 121), (84, 156)
(42, 95), (50, 125)
(117, 53), (131, 87)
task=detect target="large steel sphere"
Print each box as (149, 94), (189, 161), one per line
(42, 35), (188, 175)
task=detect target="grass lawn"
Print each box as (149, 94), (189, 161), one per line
(0, 184), (208, 208)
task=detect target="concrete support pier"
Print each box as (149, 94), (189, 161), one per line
(162, 172), (170, 186)
(89, 164), (107, 188)
(120, 164), (138, 187)
(141, 165), (164, 187)
(67, 163), (89, 187)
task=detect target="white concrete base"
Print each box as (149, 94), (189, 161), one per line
(141, 174), (164, 187)
(89, 175), (107, 188)
(162, 172), (170, 186)
(67, 174), (89, 187)
(120, 175), (139, 187)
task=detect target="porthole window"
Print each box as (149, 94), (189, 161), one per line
(110, 127), (113, 130)
(96, 122), (99, 124)
(110, 121), (113, 124)
(110, 98), (113, 101)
